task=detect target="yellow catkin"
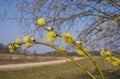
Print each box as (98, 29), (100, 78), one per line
(37, 18), (45, 26)
(46, 31), (57, 42)
(25, 43), (31, 48)
(77, 49), (85, 56)
(15, 39), (21, 44)
(62, 33), (74, 43)
(23, 36), (31, 43)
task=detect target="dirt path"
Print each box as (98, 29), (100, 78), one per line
(0, 57), (85, 70)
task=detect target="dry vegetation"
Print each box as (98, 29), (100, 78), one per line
(0, 58), (120, 79)
(0, 53), (66, 65)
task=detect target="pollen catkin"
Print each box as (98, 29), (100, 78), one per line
(46, 31), (57, 42)
(62, 33), (74, 43)
(37, 18), (45, 26)
(23, 36), (31, 43)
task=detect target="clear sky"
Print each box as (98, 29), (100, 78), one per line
(0, 1), (77, 54)
(0, 1), (23, 45)
(0, 0), (95, 54)
(0, 20), (23, 45)
(0, 20), (55, 54)
(0, 0), (77, 54)
(1, 0), (114, 53)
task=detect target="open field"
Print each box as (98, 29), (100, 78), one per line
(0, 57), (82, 70)
(0, 58), (120, 79)
(0, 53), (66, 65)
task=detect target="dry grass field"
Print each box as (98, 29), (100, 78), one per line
(0, 58), (120, 79)
(0, 53), (66, 65)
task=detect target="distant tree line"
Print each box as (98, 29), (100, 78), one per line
(0, 43), (10, 54)
(0, 43), (30, 55)
(41, 51), (101, 56)
(38, 50), (120, 56)
(3, 43), (117, 56)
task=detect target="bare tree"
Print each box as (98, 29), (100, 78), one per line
(0, 0), (120, 51)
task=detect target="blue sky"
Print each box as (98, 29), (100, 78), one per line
(0, 20), (54, 53)
(1, 0), (117, 53)
(0, 0), (55, 53)
(0, 1), (23, 45)
(0, 0), (78, 54)
(0, 0), (82, 54)
(0, 20), (23, 45)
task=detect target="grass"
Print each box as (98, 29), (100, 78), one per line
(0, 58), (120, 79)
(0, 53), (66, 65)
